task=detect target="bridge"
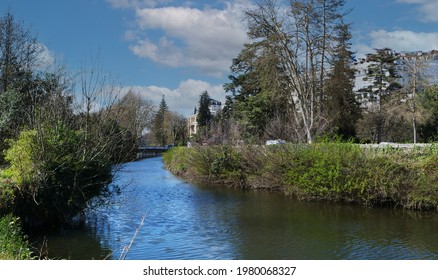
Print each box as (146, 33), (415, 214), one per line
(137, 145), (173, 159)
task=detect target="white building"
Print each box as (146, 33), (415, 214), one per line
(353, 49), (438, 109)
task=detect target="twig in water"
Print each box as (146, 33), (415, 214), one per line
(119, 214), (146, 260)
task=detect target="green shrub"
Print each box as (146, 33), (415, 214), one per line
(163, 147), (190, 175)
(3, 125), (113, 227)
(4, 130), (36, 185)
(164, 146), (244, 183)
(286, 142), (359, 198)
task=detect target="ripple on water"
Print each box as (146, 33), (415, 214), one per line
(35, 158), (438, 260)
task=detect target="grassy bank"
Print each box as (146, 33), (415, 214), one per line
(163, 142), (438, 211)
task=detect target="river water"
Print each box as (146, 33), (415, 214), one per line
(33, 157), (438, 260)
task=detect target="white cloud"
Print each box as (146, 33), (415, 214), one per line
(37, 43), (56, 68)
(128, 2), (250, 77)
(120, 79), (225, 116)
(369, 29), (438, 52)
(396, 0), (438, 21)
(106, 0), (173, 9)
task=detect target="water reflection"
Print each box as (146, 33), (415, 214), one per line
(33, 157), (438, 260)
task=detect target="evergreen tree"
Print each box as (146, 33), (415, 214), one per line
(324, 24), (360, 140)
(363, 48), (402, 142)
(153, 95), (169, 146)
(223, 39), (289, 142)
(197, 91), (212, 128)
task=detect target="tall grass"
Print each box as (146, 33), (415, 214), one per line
(0, 214), (33, 260)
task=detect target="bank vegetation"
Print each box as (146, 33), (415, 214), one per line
(164, 143), (438, 211)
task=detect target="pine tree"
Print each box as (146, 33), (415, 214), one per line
(325, 24), (360, 140)
(197, 91), (212, 128)
(365, 48), (402, 142)
(153, 95), (169, 146)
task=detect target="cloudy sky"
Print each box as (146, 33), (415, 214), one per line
(2, 0), (438, 116)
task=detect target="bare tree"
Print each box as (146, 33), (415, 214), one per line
(110, 90), (155, 142)
(403, 57), (429, 143)
(244, 0), (348, 143)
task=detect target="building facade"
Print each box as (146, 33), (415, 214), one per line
(353, 49), (438, 109)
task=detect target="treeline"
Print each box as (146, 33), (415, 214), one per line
(0, 12), (171, 259)
(193, 0), (438, 145)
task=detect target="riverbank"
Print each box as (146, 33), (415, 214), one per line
(163, 142), (438, 211)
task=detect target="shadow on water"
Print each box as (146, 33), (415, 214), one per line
(31, 157), (438, 260)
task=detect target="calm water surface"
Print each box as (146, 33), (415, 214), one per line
(34, 157), (438, 260)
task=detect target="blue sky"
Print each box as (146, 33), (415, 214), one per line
(2, 0), (438, 116)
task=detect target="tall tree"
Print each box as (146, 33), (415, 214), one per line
(224, 33), (290, 142)
(168, 111), (188, 146)
(153, 95), (169, 146)
(316, 0), (350, 106)
(364, 48), (401, 142)
(197, 91), (212, 128)
(402, 57), (429, 143)
(244, 0), (349, 143)
(0, 12), (44, 145)
(0, 12), (41, 94)
(324, 24), (360, 139)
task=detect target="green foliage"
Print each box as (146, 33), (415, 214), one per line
(164, 146), (244, 184)
(285, 142), (416, 205)
(197, 91), (212, 128)
(164, 142), (438, 211)
(324, 24), (360, 140)
(0, 214), (33, 260)
(286, 142), (361, 198)
(153, 95), (169, 146)
(419, 86), (438, 141)
(406, 149), (438, 209)
(163, 147), (190, 175)
(3, 124), (113, 227)
(0, 173), (15, 215)
(4, 130), (37, 185)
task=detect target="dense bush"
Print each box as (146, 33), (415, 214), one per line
(163, 147), (190, 175)
(1, 124), (113, 227)
(164, 145), (244, 184)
